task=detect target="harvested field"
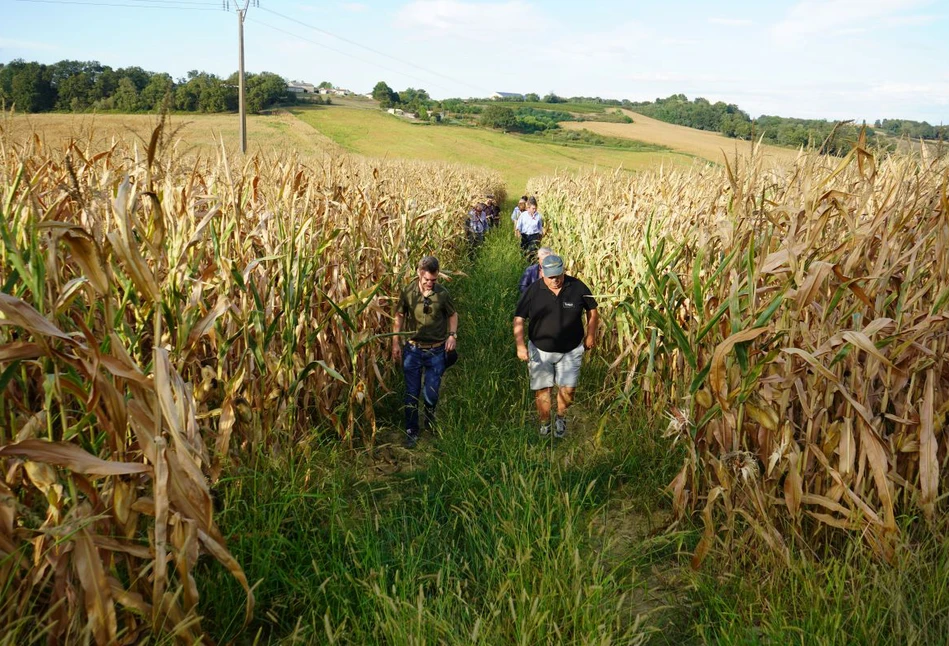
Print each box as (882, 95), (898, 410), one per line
(561, 110), (803, 166)
(0, 110), (336, 158)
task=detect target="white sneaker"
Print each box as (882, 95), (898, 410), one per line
(539, 423), (551, 437)
(554, 416), (567, 439)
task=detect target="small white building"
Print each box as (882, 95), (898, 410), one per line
(490, 91), (524, 100)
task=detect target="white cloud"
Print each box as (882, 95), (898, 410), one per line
(0, 37), (58, 52)
(708, 18), (752, 26)
(868, 81), (949, 105)
(295, 2), (327, 13)
(339, 2), (368, 12)
(394, 0), (543, 36)
(772, 0), (933, 45)
(624, 72), (744, 85)
(539, 20), (653, 67)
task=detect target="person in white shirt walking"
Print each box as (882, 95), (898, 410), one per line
(515, 196), (544, 256)
(511, 196), (527, 237)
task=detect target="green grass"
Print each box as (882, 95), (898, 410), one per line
(685, 533), (949, 645)
(197, 231), (680, 644)
(290, 105), (693, 194)
(193, 232), (949, 645)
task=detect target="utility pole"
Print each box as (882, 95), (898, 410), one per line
(232, 0), (257, 154)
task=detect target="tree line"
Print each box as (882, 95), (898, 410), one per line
(0, 59), (294, 114)
(874, 118), (948, 141)
(628, 94), (946, 153)
(371, 80), (947, 154)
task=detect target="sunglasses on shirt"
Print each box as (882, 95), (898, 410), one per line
(423, 296), (432, 314)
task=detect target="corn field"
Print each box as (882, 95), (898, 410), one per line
(532, 138), (949, 562)
(0, 120), (503, 643)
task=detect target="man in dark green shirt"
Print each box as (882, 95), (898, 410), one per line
(392, 255), (458, 447)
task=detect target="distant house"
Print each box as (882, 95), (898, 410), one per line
(332, 88), (351, 96)
(287, 82), (317, 94)
(318, 88), (331, 95)
(490, 91), (524, 100)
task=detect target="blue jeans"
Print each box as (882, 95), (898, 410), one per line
(403, 344), (447, 433)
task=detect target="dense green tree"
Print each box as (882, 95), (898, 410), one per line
(116, 66), (150, 92)
(92, 67), (118, 104)
(8, 61), (55, 112)
(480, 104), (517, 131)
(140, 73), (173, 111)
(245, 71), (291, 113)
(318, 80), (333, 89)
(112, 77), (140, 112)
(524, 92), (540, 102)
(55, 72), (93, 110)
(371, 80), (398, 107)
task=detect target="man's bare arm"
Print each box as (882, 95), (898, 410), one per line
(584, 309), (599, 350)
(513, 317), (529, 361)
(446, 312), (458, 351)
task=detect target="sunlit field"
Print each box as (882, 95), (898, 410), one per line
(2, 104), (947, 645)
(561, 110), (804, 166)
(291, 104), (698, 192)
(1, 110), (337, 158)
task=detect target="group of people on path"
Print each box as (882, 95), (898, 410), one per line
(393, 199), (598, 448)
(464, 198), (501, 252)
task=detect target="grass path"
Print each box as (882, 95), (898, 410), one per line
(199, 230), (684, 644)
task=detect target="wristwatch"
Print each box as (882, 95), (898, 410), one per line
(448, 332), (457, 338)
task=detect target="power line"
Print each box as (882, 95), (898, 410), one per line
(259, 6), (490, 96)
(248, 17), (458, 94)
(14, 0), (220, 9)
(124, 0), (221, 5)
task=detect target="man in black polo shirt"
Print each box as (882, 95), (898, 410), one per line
(513, 254), (598, 438)
(392, 255), (458, 448)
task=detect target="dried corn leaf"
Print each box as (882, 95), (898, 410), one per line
(0, 440), (149, 476)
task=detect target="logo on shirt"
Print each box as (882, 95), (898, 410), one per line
(562, 301), (577, 309)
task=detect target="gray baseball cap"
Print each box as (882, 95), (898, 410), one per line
(540, 254), (564, 277)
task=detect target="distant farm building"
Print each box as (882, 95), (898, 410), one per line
(490, 91), (524, 100)
(287, 82), (317, 94)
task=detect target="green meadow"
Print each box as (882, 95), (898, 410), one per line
(291, 105), (694, 193)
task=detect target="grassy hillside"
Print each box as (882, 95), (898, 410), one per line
(290, 105), (695, 194)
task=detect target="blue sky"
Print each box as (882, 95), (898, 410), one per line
(3, 0), (948, 123)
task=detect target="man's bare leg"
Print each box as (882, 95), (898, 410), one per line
(557, 386), (576, 416)
(534, 387), (553, 423)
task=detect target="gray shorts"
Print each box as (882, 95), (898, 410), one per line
(528, 341), (584, 390)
